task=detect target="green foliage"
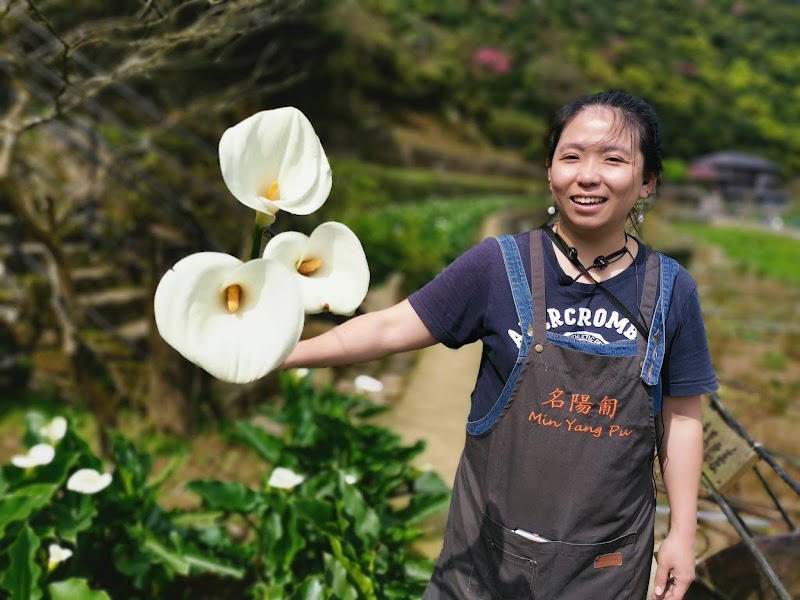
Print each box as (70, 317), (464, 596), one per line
(0, 376), (450, 599)
(661, 158), (689, 183)
(345, 195), (537, 293)
(328, 158), (536, 212)
(339, 0), (800, 171)
(674, 223), (800, 286)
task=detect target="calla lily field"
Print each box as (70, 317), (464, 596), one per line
(155, 107), (369, 384)
(0, 375), (450, 599)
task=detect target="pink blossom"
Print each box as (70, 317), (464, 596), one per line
(471, 47), (512, 76)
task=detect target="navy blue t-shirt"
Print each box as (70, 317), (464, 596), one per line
(408, 229), (718, 422)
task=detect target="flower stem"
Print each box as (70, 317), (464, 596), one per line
(250, 211), (276, 259)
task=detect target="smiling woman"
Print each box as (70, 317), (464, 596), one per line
(280, 91), (717, 600)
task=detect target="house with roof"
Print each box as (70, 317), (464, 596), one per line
(687, 151), (789, 211)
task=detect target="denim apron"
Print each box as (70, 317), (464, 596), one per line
(424, 232), (679, 600)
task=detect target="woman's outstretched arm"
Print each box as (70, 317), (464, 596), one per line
(281, 299), (437, 369)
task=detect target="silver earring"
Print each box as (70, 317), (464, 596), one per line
(547, 205), (557, 215)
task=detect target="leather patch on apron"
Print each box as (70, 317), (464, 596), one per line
(594, 552), (623, 568)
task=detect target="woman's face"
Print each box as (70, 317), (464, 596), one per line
(547, 106), (652, 238)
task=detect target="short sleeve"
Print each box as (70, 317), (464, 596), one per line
(407, 237), (500, 348)
(662, 270), (719, 397)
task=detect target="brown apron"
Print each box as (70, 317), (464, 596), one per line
(424, 232), (666, 600)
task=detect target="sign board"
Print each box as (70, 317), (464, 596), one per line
(702, 401), (758, 492)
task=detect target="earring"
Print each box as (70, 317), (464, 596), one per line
(547, 205), (557, 215)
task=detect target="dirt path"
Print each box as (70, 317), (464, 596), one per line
(372, 342), (481, 488)
(370, 208), (534, 488)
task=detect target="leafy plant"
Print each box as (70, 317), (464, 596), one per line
(184, 372), (450, 599)
(0, 375), (450, 599)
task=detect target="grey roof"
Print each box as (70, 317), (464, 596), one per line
(690, 151), (780, 172)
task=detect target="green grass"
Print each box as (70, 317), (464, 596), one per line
(673, 222), (800, 286)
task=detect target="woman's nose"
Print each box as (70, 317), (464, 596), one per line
(576, 161), (601, 185)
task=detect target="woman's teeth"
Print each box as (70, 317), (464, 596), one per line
(571, 197), (606, 205)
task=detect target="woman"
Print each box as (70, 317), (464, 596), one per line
(281, 90), (716, 600)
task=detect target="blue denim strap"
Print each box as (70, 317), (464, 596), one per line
(467, 236), (532, 435)
(641, 254), (680, 414)
(496, 235), (533, 343)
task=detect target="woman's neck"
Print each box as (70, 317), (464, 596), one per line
(550, 222), (637, 283)
(552, 222), (628, 260)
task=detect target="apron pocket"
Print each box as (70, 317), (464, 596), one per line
(549, 531), (639, 600)
(467, 515), (536, 599)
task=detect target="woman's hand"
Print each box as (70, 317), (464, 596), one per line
(652, 532), (696, 599)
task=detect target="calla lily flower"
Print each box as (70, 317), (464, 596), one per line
(354, 374), (384, 394)
(39, 416), (67, 444)
(219, 107), (332, 224)
(268, 467), (305, 490)
(154, 252), (304, 384)
(11, 443), (55, 468)
(66, 468), (113, 494)
(262, 222), (369, 315)
(47, 544), (73, 571)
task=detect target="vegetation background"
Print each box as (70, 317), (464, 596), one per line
(0, 0), (798, 598)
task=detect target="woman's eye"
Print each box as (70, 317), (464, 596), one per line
(607, 156), (623, 163)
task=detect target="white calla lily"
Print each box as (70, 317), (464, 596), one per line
(154, 252), (304, 384)
(11, 443), (55, 468)
(66, 468), (113, 494)
(268, 467), (305, 490)
(47, 544), (73, 570)
(263, 222), (369, 315)
(354, 374), (384, 394)
(219, 107), (332, 222)
(39, 416), (67, 444)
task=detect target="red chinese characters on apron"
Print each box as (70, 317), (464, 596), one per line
(425, 233), (661, 600)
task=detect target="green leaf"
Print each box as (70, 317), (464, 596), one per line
(111, 434), (152, 496)
(229, 421), (283, 464)
(414, 470), (450, 495)
(0, 524), (42, 600)
(341, 483), (379, 547)
(51, 494), (97, 543)
(326, 536), (376, 600)
(141, 531), (191, 575)
(183, 553), (245, 578)
(324, 552), (359, 600)
(397, 492), (450, 526)
(295, 576), (325, 600)
(48, 578), (111, 600)
(403, 556), (436, 582)
(294, 499), (335, 525)
(170, 510), (224, 528)
(185, 480), (260, 512)
(0, 484), (59, 537)
(274, 509), (304, 572)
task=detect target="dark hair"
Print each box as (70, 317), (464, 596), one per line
(546, 90), (663, 184)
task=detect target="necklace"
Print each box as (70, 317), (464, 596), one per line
(549, 225), (630, 281)
(542, 224), (649, 339)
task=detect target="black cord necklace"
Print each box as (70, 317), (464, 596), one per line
(542, 224), (649, 339)
(548, 225), (629, 286)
